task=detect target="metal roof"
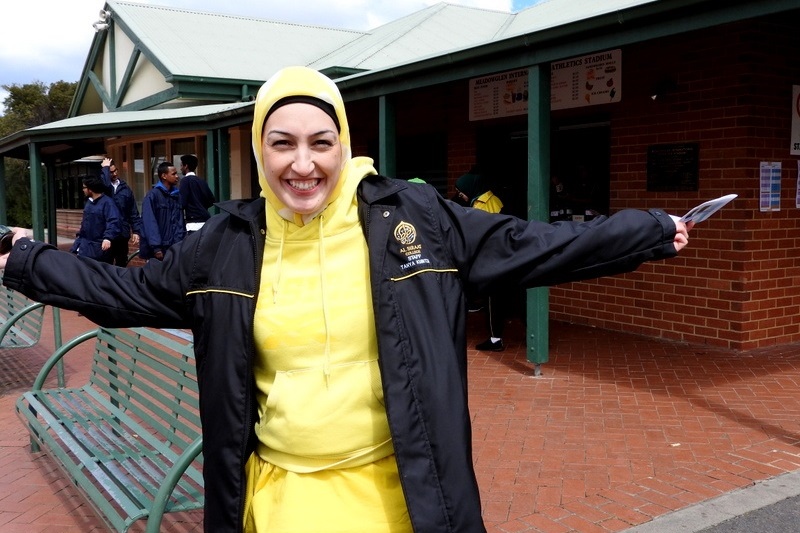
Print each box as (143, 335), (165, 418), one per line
(27, 101), (254, 133)
(0, 101), (254, 160)
(108, 1), (364, 80)
(503, 0), (660, 37)
(108, 1), (663, 79)
(310, 3), (512, 70)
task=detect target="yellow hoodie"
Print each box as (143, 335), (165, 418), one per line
(249, 67), (391, 473)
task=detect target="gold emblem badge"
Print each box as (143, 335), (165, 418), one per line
(394, 221), (416, 245)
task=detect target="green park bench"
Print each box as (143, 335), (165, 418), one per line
(0, 280), (45, 349)
(16, 326), (204, 532)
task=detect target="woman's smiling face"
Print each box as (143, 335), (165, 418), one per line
(261, 102), (343, 215)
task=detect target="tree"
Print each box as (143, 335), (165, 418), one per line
(0, 80), (77, 226)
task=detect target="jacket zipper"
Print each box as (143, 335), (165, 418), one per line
(238, 217), (263, 528)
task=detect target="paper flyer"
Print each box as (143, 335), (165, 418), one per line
(680, 194), (737, 223)
(760, 162), (781, 212)
(796, 160), (800, 209)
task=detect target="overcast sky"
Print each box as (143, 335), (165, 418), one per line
(0, 0), (540, 113)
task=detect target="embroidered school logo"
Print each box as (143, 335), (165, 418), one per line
(394, 221), (431, 272)
(394, 221), (416, 245)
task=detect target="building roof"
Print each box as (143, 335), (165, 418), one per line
(28, 101), (254, 133)
(503, 0), (659, 37)
(108, 1), (364, 82)
(309, 3), (512, 70)
(74, 0), (668, 115)
(104, 1), (662, 85)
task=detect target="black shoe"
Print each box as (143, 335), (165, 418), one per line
(476, 338), (504, 351)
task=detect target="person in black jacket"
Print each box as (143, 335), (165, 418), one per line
(179, 153), (216, 233)
(99, 157), (142, 266)
(0, 66), (693, 533)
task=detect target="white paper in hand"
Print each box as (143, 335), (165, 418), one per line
(679, 194), (737, 223)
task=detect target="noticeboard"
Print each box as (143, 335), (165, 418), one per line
(646, 143), (699, 192)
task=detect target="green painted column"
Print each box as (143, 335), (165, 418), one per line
(42, 159), (64, 382)
(378, 96), (396, 177)
(216, 128), (230, 203)
(44, 162), (57, 246)
(28, 143), (45, 241)
(27, 148), (64, 381)
(205, 130), (218, 202)
(0, 158), (7, 224)
(526, 65), (551, 371)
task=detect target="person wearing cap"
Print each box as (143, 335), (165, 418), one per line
(454, 167), (503, 214)
(69, 175), (123, 263)
(455, 168), (510, 351)
(0, 66), (693, 532)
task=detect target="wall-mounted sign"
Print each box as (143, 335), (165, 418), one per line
(646, 143), (699, 192)
(551, 49), (621, 111)
(468, 49), (622, 121)
(468, 69), (529, 121)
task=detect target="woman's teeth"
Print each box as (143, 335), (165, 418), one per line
(288, 179), (320, 191)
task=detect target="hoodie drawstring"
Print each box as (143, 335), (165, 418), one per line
(318, 215), (332, 387)
(272, 220), (287, 304)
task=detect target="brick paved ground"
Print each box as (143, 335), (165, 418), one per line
(1, 308), (799, 532)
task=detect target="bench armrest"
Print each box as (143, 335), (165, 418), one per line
(0, 301), (44, 344)
(145, 435), (204, 533)
(31, 329), (100, 390)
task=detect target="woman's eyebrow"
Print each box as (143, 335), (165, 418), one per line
(266, 128), (336, 137)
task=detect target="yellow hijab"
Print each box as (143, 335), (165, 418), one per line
(251, 66), (359, 227)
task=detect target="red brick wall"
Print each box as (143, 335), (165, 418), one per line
(550, 15), (800, 350)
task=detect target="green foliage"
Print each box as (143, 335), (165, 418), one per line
(3, 159), (31, 226)
(1, 80), (77, 226)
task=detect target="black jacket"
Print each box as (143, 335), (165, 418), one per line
(179, 174), (216, 223)
(100, 166), (143, 238)
(3, 175), (678, 532)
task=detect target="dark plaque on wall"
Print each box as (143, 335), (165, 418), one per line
(646, 143), (699, 191)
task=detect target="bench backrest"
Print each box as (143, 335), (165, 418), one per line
(0, 282), (44, 347)
(89, 327), (201, 457)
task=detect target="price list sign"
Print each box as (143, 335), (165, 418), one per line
(469, 69), (529, 121)
(551, 49), (621, 111)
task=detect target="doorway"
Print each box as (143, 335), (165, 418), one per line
(551, 122), (610, 221)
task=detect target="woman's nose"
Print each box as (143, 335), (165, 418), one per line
(292, 147), (315, 175)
